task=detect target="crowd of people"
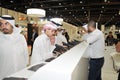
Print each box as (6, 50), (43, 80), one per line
(0, 15), (120, 80)
(0, 15), (72, 80)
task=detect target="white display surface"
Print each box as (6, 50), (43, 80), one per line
(29, 41), (89, 80)
(7, 41), (89, 80)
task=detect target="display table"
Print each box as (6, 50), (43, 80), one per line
(6, 41), (89, 80)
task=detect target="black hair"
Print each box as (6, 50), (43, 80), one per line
(88, 20), (96, 28)
(114, 39), (120, 45)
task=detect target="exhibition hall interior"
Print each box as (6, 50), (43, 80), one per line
(0, 0), (120, 80)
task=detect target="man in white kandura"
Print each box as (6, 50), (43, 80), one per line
(56, 28), (67, 46)
(30, 22), (57, 65)
(0, 15), (29, 79)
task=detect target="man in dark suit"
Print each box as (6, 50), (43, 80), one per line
(30, 29), (38, 56)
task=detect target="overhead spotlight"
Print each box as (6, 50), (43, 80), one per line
(72, 15), (75, 17)
(14, 7), (16, 10)
(104, 0), (107, 2)
(55, 11), (58, 14)
(41, 5), (43, 7)
(10, 0), (14, 3)
(80, 1), (83, 3)
(60, 15), (63, 17)
(49, 8), (52, 11)
(82, 7), (84, 9)
(102, 6), (104, 9)
(70, 4), (72, 6)
(25, 6), (27, 8)
(115, 14), (117, 16)
(25, 11), (27, 13)
(59, 3), (62, 5)
(107, 0), (110, 3)
(65, 8), (67, 10)
(69, 12), (71, 14)
(101, 11), (103, 13)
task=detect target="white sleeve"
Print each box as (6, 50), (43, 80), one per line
(30, 39), (43, 65)
(21, 35), (29, 66)
(86, 34), (100, 44)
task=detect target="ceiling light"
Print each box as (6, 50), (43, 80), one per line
(49, 8), (52, 11)
(102, 6), (104, 8)
(115, 14), (117, 16)
(25, 6), (27, 8)
(82, 7), (84, 9)
(10, 0), (14, 3)
(80, 1), (83, 3)
(60, 15), (63, 17)
(101, 11), (103, 13)
(112, 16), (114, 18)
(41, 5), (43, 7)
(104, 0), (107, 2)
(27, 8), (46, 17)
(55, 11), (58, 14)
(107, 1), (110, 3)
(59, 3), (62, 5)
(65, 8), (67, 10)
(70, 4), (72, 6)
(69, 12), (71, 14)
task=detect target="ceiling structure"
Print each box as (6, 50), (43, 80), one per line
(0, 0), (120, 27)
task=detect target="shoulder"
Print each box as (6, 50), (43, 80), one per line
(95, 29), (103, 35)
(15, 34), (25, 39)
(34, 34), (46, 42)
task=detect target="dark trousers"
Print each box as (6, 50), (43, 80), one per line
(118, 71), (120, 80)
(88, 57), (104, 80)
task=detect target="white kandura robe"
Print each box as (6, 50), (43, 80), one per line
(56, 32), (67, 46)
(0, 33), (29, 80)
(30, 33), (56, 65)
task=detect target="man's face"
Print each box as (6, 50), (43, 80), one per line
(45, 28), (56, 37)
(0, 20), (13, 34)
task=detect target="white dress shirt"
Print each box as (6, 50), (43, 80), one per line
(86, 29), (105, 58)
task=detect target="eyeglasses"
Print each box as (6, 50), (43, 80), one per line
(0, 22), (10, 26)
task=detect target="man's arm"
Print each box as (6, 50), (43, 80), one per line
(86, 34), (100, 44)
